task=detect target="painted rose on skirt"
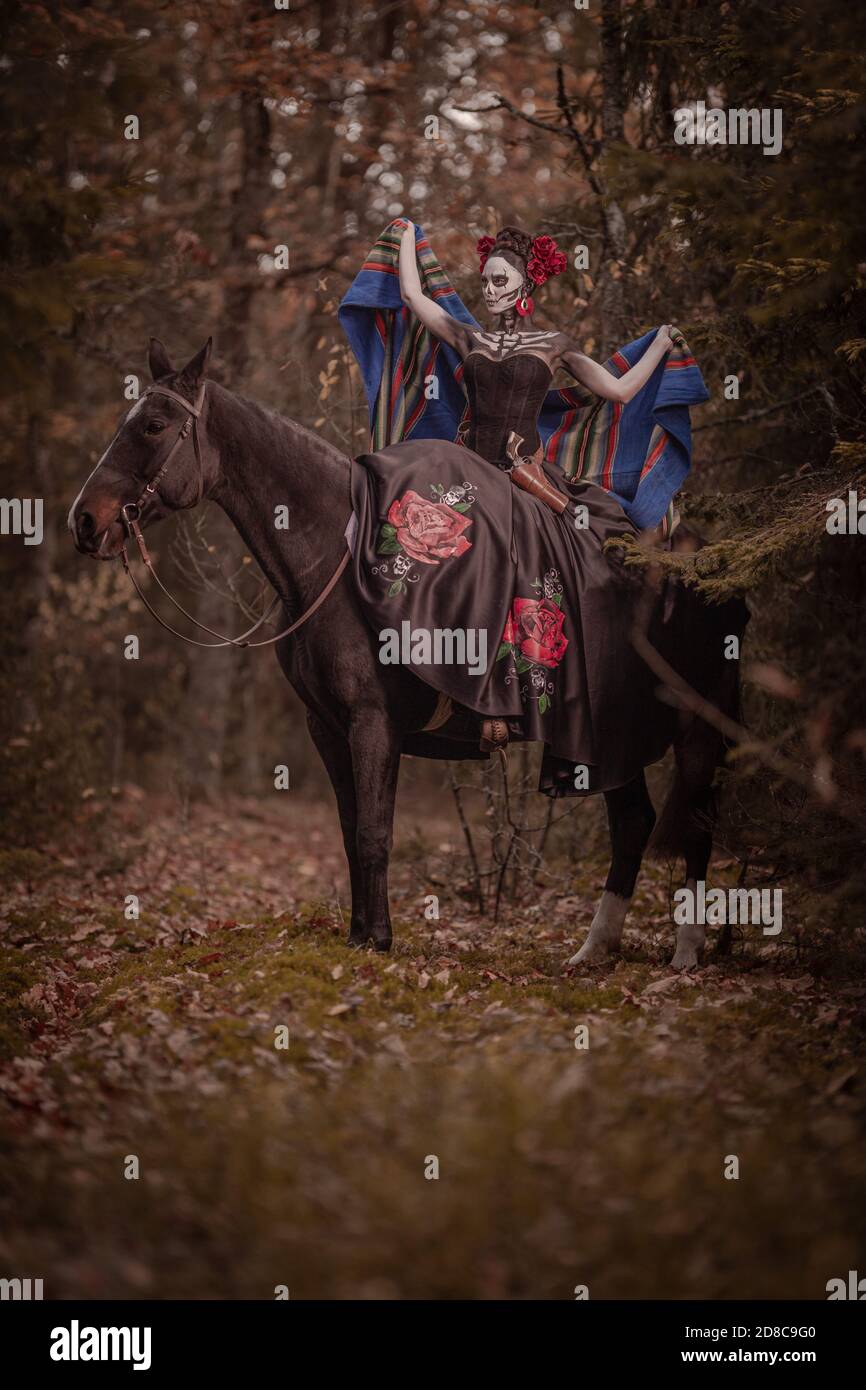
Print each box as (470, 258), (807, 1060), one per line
(386, 490), (473, 564)
(502, 597), (569, 669)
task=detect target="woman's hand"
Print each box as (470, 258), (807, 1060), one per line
(396, 219), (472, 360)
(561, 322), (680, 404)
(655, 324), (675, 352)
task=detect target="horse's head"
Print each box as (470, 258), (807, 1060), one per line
(69, 337), (217, 558)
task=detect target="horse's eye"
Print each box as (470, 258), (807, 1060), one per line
(144, 419), (166, 435)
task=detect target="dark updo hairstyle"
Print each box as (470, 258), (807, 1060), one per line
(476, 227), (568, 290)
(487, 225), (534, 277)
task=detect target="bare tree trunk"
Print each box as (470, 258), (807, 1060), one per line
(21, 414), (55, 723)
(23, 415), (54, 647)
(183, 571), (236, 800)
(600, 0), (626, 145)
(204, 7), (279, 794)
(190, 35), (274, 797)
(596, 0), (628, 352)
(237, 669), (260, 790)
(221, 88), (272, 383)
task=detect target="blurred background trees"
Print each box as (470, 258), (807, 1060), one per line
(1, 0), (864, 917)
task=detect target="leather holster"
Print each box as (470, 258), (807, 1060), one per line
(506, 432), (567, 515)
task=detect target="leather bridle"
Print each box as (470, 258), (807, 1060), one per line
(119, 382), (350, 649)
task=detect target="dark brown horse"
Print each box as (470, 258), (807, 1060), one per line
(69, 339), (746, 969)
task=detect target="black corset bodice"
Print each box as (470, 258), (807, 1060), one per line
(461, 352), (552, 467)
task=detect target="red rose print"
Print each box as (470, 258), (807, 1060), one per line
(502, 596), (568, 669)
(387, 490), (473, 564)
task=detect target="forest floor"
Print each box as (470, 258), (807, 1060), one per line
(1, 781), (865, 1300)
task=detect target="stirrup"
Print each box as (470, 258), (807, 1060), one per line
(480, 717), (509, 753)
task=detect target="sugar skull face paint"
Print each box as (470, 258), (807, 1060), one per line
(481, 255), (524, 314)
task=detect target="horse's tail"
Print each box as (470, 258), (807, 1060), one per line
(649, 572), (749, 862)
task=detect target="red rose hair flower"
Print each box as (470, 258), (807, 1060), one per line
(526, 235), (568, 285)
(476, 235), (495, 272)
(477, 230), (568, 286)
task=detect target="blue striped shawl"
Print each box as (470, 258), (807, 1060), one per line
(339, 222), (709, 530)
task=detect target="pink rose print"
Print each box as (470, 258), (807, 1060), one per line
(386, 490), (473, 565)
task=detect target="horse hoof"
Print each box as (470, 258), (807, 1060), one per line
(346, 930), (369, 949)
(370, 934), (392, 953)
(567, 893), (628, 967)
(670, 948), (700, 972)
(567, 938), (613, 966)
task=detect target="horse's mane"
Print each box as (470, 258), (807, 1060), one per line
(208, 379), (351, 470)
(153, 372), (351, 472)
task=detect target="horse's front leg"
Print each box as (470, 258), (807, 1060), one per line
(568, 773), (656, 966)
(348, 710), (402, 952)
(306, 713), (368, 947)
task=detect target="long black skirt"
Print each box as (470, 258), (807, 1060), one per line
(349, 439), (711, 795)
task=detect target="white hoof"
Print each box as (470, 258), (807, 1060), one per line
(670, 912), (705, 971)
(568, 936), (615, 966)
(567, 891), (629, 967)
(670, 945), (700, 971)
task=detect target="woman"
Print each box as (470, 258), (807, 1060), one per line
(340, 220), (708, 794)
(398, 221), (675, 461)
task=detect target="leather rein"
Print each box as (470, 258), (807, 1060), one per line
(119, 383), (350, 649)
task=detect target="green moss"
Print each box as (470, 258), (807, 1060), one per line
(3, 835), (865, 1299)
(0, 949), (44, 1059)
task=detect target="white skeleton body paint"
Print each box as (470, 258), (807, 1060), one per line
(468, 328), (559, 362)
(481, 254), (524, 314)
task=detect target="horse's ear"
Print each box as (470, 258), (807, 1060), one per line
(178, 338), (212, 389)
(148, 337), (175, 380)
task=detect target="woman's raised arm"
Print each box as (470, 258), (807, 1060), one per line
(559, 327), (674, 404)
(398, 223), (471, 358)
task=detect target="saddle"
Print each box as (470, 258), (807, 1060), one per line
(480, 717), (510, 753)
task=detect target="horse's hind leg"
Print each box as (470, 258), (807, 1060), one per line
(568, 773), (656, 966)
(348, 711), (402, 952)
(670, 784), (715, 971)
(306, 713), (369, 947)
(652, 713), (721, 970)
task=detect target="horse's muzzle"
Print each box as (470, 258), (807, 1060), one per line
(71, 508), (125, 558)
